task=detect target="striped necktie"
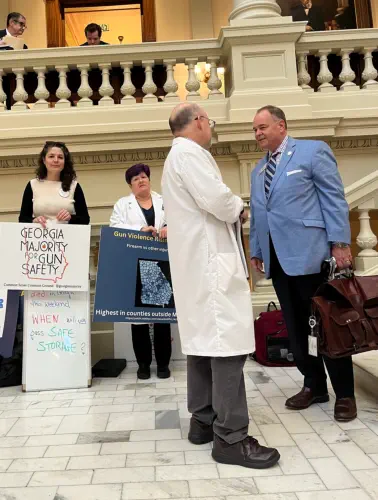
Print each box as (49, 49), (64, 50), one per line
(265, 152), (279, 198)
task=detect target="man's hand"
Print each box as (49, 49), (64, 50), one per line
(159, 226), (167, 239)
(0, 39), (7, 47)
(141, 226), (157, 237)
(240, 210), (248, 224)
(251, 257), (264, 273)
(332, 245), (353, 270)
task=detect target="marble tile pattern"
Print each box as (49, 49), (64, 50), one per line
(0, 360), (377, 500)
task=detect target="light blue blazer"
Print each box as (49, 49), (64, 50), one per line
(249, 137), (351, 278)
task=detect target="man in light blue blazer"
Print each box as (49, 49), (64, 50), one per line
(250, 105), (356, 422)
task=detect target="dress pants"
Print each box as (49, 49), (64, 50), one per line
(187, 355), (249, 444)
(131, 323), (172, 367)
(269, 239), (354, 398)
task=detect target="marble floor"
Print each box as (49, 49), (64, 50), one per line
(0, 358), (378, 500)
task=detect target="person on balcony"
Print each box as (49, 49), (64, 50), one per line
(162, 102), (280, 469)
(250, 105), (356, 422)
(19, 141), (90, 227)
(81, 23), (109, 46)
(110, 163), (171, 380)
(0, 12), (28, 50)
(290, 0), (325, 31)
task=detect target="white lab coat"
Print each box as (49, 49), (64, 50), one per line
(162, 137), (254, 356)
(110, 191), (165, 231)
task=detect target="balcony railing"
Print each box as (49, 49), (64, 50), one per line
(0, 41), (225, 111)
(295, 29), (378, 92)
(3, 26), (378, 112)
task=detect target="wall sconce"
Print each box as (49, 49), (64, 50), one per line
(195, 63), (225, 84)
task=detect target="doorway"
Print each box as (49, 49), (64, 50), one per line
(46, 0), (156, 47)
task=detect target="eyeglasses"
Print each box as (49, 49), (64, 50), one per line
(194, 116), (216, 129)
(14, 20), (27, 29)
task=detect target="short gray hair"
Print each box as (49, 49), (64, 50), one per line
(169, 103), (202, 134)
(7, 12), (25, 26)
(256, 105), (288, 129)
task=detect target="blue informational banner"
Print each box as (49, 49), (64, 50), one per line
(93, 227), (177, 324)
(0, 290), (21, 358)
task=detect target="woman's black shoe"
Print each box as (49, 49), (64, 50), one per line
(157, 366), (171, 379)
(137, 364), (151, 380)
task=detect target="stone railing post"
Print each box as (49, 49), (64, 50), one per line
(354, 199), (378, 274)
(55, 65), (71, 109)
(33, 67), (50, 110)
(0, 70), (6, 111)
(11, 68), (28, 110)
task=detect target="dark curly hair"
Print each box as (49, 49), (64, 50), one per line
(36, 141), (76, 192)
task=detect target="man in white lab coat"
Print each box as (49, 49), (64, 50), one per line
(162, 103), (280, 469)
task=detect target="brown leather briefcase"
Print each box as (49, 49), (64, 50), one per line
(311, 273), (378, 358)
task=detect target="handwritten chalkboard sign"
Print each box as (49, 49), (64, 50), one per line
(23, 290), (91, 391)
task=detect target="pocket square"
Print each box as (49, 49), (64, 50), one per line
(287, 169), (303, 177)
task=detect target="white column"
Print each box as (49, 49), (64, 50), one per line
(238, 158), (253, 195)
(185, 58), (201, 101)
(317, 50), (336, 93)
(0, 70), (6, 112)
(361, 48), (378, 89)
(163, 59), (179, 102)
(120, 62), (136, 105)
(142, 60), (158, 103)
(339, 49), (357, 91)
(33, 67), (50, 110)
(77, 64), (93, 108)
(99, 63), (115, 106)
(354, 200), (378, 274)
(207, 57), (224, 100)
(56, 66), (71, 109)
(229, 0), (281, 22)
(11, 69), (28, 111)
(297, 51), (313, 92)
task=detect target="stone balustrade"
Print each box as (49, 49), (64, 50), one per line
(0, 41), (225, 111)
(296, 29), (378, 92)
(2, 25), (378, 114)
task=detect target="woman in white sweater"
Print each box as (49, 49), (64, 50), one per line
(19, 141), (89, 226)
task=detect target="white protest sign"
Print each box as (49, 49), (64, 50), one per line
(0, 223), (90, 291)
(23, 290), (91, 391)
(0, 289), (7, 338)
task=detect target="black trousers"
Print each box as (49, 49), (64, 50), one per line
(131, 323), (172, 367)
(269, 239), (354, 399)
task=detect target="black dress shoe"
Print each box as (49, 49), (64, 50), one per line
(137, 364), (151, 380)
(334, 397), (357, 422)
(212, 434), (280, 469)
(188, 417), (214, 444)
(157, 366), (171, 379)
(285, 387), (329, 410)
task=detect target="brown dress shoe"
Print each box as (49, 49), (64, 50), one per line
(334, 397), (357, 422)
(188, 417), (213, 445)
(285, 387), (329, 410)
(212, 434), (280, 469)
